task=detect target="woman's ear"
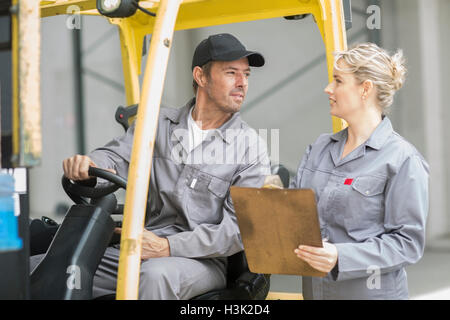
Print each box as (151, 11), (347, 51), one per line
(361, 79), (374, 99)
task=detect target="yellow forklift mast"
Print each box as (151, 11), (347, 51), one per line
(12, 0), (348, 300)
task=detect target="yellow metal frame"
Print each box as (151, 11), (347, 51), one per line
(266, 292), (304, 300)
(11, 0), (42, 167)
(12, 0), (19, 158)
(38, 0), (348, 300)
(115, 0), (183, 300)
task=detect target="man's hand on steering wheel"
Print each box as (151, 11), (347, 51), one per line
(63, 155), (116, 180)
(61, 156), (124, 206)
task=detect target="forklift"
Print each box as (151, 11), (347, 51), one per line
(0, 0), (350, 300)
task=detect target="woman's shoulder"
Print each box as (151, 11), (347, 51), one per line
(382, 131), (429, 174)
(387, 131), (426, 160)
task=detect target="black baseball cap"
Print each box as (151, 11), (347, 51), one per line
(191, 33), (265, 70)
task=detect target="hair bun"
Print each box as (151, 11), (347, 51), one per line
(391, 49), (406, 91)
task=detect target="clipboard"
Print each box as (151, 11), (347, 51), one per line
(230, 187), (326, 277)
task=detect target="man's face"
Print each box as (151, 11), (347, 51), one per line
(203, 58), (250, 114)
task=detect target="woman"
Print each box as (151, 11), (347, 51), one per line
(292, 43), (429, 299)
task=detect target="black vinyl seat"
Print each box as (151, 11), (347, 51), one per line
(30, 195), (117, 299)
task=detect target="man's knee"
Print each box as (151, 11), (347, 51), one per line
(139, 262), (179, 299)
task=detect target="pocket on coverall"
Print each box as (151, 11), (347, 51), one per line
(344, 176), (387, 241)
(186, 172), (230, 224)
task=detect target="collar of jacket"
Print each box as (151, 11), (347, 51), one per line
(166, 97), (244, 145)
(329, 116), (393, 150)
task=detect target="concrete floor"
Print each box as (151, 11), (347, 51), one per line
(269, 247), (450, 300)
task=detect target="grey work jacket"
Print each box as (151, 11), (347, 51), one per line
(291, 117), (429, 300)
(89, 98), (270, 261)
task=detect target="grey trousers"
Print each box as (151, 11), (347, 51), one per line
(30, 246), (227, 300)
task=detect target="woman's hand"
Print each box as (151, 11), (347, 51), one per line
(294, 240), (338, 273)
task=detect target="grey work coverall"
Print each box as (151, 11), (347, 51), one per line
(88, 98), (271, 299)
(291, 117), (429, 299)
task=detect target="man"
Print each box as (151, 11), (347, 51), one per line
(49, 33), (270, 299)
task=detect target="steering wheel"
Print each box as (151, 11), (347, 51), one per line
(62, 166), (127, 206)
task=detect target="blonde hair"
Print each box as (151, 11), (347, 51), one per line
(334, 42), (407, 114)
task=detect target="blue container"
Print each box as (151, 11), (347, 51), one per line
(0, 173), (23, 252)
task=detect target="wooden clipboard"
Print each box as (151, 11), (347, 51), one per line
(230, 187), (326, 277)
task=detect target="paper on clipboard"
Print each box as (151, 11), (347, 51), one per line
(230, 187), (326, 277)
